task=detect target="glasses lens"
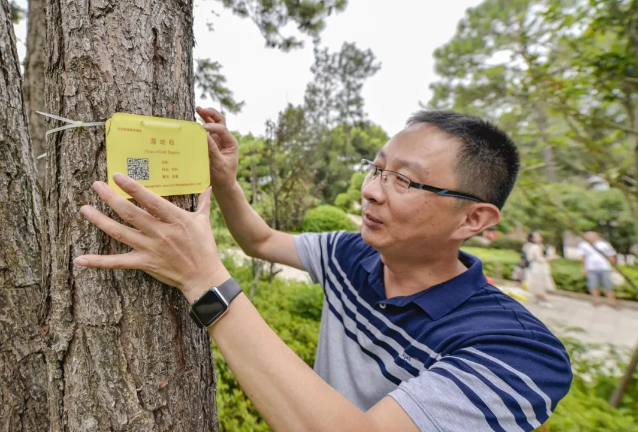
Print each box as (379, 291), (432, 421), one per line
(361, 160), (376, 179)
(387, 172), (410, 194)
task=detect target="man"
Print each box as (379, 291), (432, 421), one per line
(75, 108), (572, 431)
(578, 231), (619, 309)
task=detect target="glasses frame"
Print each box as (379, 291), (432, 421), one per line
(360, 159), (484, 203)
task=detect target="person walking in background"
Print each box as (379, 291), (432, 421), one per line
(523, 231), (555, 308)
(578, 231), (620, 309)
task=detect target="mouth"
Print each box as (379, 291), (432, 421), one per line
(363, 212), (383, 228)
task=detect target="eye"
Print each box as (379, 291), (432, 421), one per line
(395, 175), (409, 185)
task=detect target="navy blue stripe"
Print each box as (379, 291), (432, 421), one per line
(324, 267), (421, 378)
(463, 350), (550, 423)
(449, 357), (534, 431)
(323, 237), (422, 377)
(432, 368), (508, 432)
(325, 301), (402, 386)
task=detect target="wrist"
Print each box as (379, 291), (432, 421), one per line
(182, 266), (232, 305)
(210, 176), (239, 194)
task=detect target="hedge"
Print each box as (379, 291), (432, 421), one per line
(300, 205), (357, 233)
(463, 247), (638, 300)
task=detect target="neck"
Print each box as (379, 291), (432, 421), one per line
(381, 244), (467, 299)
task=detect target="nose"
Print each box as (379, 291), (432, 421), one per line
(361, 174), (387, 205)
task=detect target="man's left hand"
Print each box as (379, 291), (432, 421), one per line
(74, 173), (230, 304)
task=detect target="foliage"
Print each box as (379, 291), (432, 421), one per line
(536, 336), (638, 431)
(464, 247), (638, 300)
(214, 258), (322, 432)
(9, 0), (25, 24)
(195, 59), (244, 114)
(333, 172), (365, 213)
(196, 0), (349, 112)
(214, 259), (638, 431)
(300, 205), (356, 233)
(500, 183), (636, 253)
(489, 237), (527, 251)
(215, 0), (348, 50)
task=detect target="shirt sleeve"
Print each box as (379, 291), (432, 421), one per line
(389, 335), (572, 432)
(293, 232), (329, 285)
(601, 242), (616, 257)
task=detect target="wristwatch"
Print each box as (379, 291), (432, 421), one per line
(189, 277), (242, 328)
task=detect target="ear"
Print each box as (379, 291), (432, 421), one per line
(450, 204), (501, 241)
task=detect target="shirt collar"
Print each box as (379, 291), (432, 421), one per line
(361, 250), (488, 320)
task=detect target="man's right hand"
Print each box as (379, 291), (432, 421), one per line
(196, 106), (239, 189)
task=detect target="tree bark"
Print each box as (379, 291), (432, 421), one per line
(0, 0), (48, 429)
(43, 1), (218, 430)
(23, 0), (47, 185)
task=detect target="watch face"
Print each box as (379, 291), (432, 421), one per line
(194, 289), (228, 326)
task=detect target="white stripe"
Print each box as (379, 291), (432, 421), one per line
(431, 362), (526, 432)
(393, 373), (495, 431)
(321, 236), (426, 373)
(321, 235), (416, 382)
(462, 347), (553, 417)
(328, 231), (442, 361)
(447, 356), (541, 429)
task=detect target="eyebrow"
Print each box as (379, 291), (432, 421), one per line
(376, 150), (428, 176)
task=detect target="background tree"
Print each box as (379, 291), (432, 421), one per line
(0, 0), (47, 429)
(195, 0), (349, 112)
(42, 1), (217, 429)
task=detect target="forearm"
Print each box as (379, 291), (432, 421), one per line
(212, 181), (274, 256)
(208, 292), (376, 432)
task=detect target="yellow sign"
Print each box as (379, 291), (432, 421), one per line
(105, 113), (210, 198)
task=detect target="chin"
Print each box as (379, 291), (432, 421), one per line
(361, 226), (386, 250)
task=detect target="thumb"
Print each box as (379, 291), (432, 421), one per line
(197, 187), (212, 214)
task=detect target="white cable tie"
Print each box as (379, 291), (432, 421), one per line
(36, 152), (47, 160)
(36, 111), (105, 136)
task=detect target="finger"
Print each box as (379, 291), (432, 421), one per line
(196, 187), (212, 215)
(80, 205), (149, 249)
(202, 123), (237, 152)
(109, 174), (185, 223)
(206, 130), (224, 160)
(196, 106), (226, 126)
(207, 129), (223, 148)
(91, 181), (164, 232)
(74, 251), (145, 269)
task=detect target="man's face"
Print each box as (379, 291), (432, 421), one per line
(360, 124), (468, 254)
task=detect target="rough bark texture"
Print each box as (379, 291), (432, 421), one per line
(43, 0), (218, 430)
(0, 0), (48, 430)
(23, 0), (47, 185)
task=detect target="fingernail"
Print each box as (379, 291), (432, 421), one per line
(113, 173), (126, 184)
(74, 257), (88, 266)
(80, 206), (92, 217)
(93, 181), (105, 192)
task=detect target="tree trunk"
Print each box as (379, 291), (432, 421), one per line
(609, 340), (638, 408)
(43, 1), (218, 430)
(23, 0), (47, 185)
(0, 0), (48, 429)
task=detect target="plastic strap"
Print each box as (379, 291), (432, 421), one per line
(36, 111), (105, 136)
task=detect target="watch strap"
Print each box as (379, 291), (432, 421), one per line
(189, 277), (242, 328)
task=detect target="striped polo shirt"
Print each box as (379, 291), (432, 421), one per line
(294, 231), (572, 432)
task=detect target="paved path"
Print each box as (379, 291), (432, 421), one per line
(222, 248), (638, 350)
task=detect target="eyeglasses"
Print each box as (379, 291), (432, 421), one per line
(360, 159), (484, 203)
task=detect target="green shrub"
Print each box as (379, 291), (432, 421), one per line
(215, 258), (322, 431)
(463, 247), (638, 300)
(334, 193), (353, 212)
(216, 258), (638, 431)
(464, 236), (490, 248)
(463, 246), (521, 279)
(490, 237), (526, 251)
(300, 205), (356, 233)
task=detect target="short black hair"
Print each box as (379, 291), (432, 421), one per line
(406, 111), (519, 209)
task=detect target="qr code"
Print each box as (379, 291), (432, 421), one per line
(127, 158), (149, 180)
